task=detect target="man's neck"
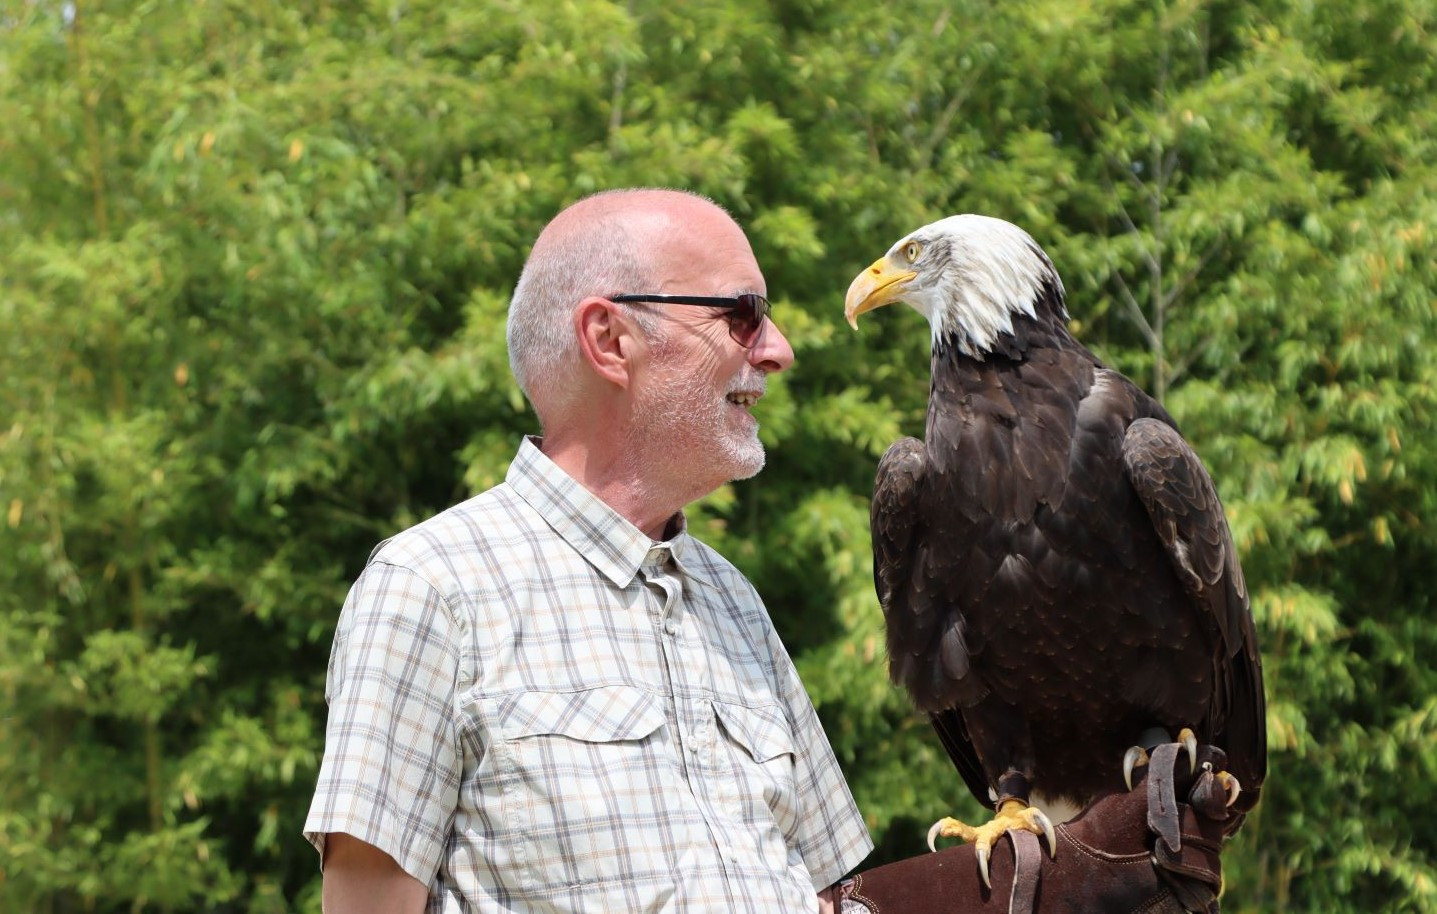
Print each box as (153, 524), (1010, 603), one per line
(539, 435), (689, 540)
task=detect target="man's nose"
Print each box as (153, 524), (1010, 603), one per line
(749, 319), (795, 373)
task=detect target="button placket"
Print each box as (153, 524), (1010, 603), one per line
(640, 554), (700, 766)
(638, 553), (737, 864)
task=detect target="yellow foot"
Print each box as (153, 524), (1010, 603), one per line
(926, 799), (1057, 888)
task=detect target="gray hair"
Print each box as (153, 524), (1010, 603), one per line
(508, 190), (708, 425)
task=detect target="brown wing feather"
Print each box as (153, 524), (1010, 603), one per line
(872, 438), (967, 701)
(871, 436), (926, 622)
(1122, 417), (1267, 815)
(929, 709), (991, 809)
(872, 437), (993, 803)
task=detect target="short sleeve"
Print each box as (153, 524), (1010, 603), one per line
(303, 560), (462, 885)
(768, 623), (875, 889)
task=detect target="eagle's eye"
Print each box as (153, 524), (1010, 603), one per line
(903, 241), (921, 263)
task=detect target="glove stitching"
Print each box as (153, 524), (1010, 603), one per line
(1129, 887), (1179, 913)
(1056, 823), (1153, 866)
(847, 874), (881, 914)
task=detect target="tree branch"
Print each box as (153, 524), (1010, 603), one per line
(1162, 235), (1226, 310)
(1111, 270), (1160, 351)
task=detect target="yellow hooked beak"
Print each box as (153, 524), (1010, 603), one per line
(844, 256), (918, 329)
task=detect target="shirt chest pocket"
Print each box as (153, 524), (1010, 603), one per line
(482, 686), (698, 893)
(498, 685), (666, 744)
(712, 699), (800, 837)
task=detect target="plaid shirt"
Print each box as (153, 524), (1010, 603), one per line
(305, 437), (873, 912)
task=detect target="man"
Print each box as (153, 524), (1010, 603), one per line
(304, 188), (1232, 914)
(305, 189), (873, 912)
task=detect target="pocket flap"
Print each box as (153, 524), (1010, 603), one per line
(499, 686), (666, 743)
(713, 700), (795, 763)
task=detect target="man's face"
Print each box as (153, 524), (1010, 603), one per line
(626, 206), (795, 489)
(635, 321), (772, 483)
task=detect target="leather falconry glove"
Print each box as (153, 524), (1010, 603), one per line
(836, 741), (1234, 914)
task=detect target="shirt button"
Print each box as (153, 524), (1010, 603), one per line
(664, 620), (678, 635)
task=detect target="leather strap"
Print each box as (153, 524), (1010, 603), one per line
(1146, 742), (1183, 855)
(995, 770), (1031, 807)
(1007, 830), (1042, 914)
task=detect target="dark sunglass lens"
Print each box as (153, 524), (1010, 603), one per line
(729, 294), (768, 346)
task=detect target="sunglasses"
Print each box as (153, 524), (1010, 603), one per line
(609, 293), (772, 348)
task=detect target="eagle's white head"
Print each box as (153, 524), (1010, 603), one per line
(844, 214), (1069, 360)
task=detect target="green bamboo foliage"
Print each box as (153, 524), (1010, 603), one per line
(2, 0), (1434, 910)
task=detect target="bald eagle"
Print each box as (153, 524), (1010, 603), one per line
(844, 215), (1266, 882)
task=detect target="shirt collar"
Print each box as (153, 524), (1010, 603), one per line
(506, 436), (711, 588)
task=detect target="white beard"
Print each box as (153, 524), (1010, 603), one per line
(628, 354), (767, 501)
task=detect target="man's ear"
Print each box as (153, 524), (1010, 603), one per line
(575, 297), (636, 389)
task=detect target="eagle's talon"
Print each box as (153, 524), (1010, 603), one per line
(1219, 771), (1242, 807)
(1033, 808), (1057, 858)
(1177, 727), (1199, 774)
(1123, 745), (1150, 791)
(976, 844), (992, 888)
(927, 815), (973, 853)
